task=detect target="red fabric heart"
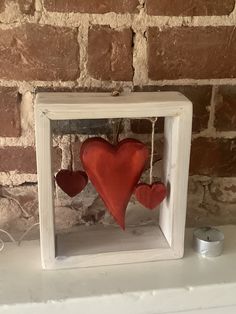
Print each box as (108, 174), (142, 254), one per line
(134, 182), (167, 210)
(55, 170), (88, 197)
(81, 138), (149, 229)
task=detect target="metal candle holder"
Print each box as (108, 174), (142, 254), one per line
(193, 227), (224, 257)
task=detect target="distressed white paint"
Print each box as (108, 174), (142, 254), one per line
(35, 92), (192, 270)
(1, 226), (236, 313)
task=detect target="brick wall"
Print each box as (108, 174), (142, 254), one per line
(0, 0), (236, 234)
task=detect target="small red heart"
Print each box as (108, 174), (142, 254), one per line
(55, 170), (88, 197)
(81, 138), (148, 229)
(134, 182), (167, 210)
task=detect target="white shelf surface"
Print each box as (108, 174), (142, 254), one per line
(1, 225), (236, 314)
(57, 224), (169, 256)
(55, 224), (175, 269)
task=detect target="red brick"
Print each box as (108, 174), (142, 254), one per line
(0, 87), (21, 137)
(132, 86), (212, 133)
(130, 118), (164, 134)
(88, 26), (133, 81)
(0, 1), (5, 12)
(44, 0), (139, 13)
(72, 140), (83, 171)
(214, 86), (236, 131)
(0, 147), (62, 173)
(52, 147), (62, 173)
(0, 147), (36, 173)
(0, 24), (79, 81)
(52, 119), (113, 136)
(148, 27), (236, 80)
(144, 139), (164, 171)
(146, 0), (235, 16)
(18, 0), (35, 15)
(190, 138), (236, 177)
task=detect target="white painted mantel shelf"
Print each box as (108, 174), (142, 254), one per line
(1, 225), (236, 314)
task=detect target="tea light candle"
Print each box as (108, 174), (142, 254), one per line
(193, 227), (224, 257)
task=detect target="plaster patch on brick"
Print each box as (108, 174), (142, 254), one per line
(209, 178), (236, 203)
(0, 173), (37, 186)
(55, 182), (98, 210)
(55, 207), (81, 230)
(0, 198), (22, 227)
(56, 135), (79, 172)
(21, 91), (35, 138)
(0, 0), (39, 26)
(0, 1), (21, 24)
(187, 176), (236, 227)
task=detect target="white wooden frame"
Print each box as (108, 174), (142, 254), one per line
(35, 92), (192, 270)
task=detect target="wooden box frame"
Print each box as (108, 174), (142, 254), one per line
(35, 92), (192, 270)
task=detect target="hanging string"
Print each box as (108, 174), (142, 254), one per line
(0, 222), (40, 251)
(0, 194), (37, 252)
(0, 229), (16, 252)
(110, 116), (158, 183)
(18, 223), (39, 246)
(149, 117), (158, 185)
(69, 121), (73, 171)
(111, 118), (122, 145)
(115, 119), (122, 144)
(2, 194), (31, 218)
(0, 239), (4, 252)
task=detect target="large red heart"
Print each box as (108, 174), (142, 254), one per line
(81, 138), (149, 229)
(134, 182), (167, 210)
(55, 170), (88, 197)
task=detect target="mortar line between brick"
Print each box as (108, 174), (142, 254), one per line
(192, 132), (236, 140)
(1, 79), (236, 89)
(145, 79), (236, 86)
(132, 26), (148, 85)
(76, 19), (90, 87)
(35, 0), (43, 12)
(1, 129), (236, 148)
(1, 11), (236, 29)
(208, 86), (217, 132)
